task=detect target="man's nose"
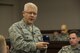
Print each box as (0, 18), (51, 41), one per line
(31, 13), (34, 16)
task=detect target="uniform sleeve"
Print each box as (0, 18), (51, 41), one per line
(58, 46), (70, 53)
(58, 46), (67, 53)
(8, 25), (37, 52)
(34, 27), (48, 53)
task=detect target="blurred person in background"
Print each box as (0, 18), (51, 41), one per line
(0, 35), (7, 53)
(6, 38), (11, 53)
(59, 24), (69, 41)
(52, 31), (60, 41)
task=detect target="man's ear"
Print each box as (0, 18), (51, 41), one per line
(22, 11), (24, 13)
(78, 37), (80, 41)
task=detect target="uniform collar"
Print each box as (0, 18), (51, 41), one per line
(71, 44), (80, 50)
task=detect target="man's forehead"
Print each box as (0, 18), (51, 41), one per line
(70, 33), (77, 37)
(24, 3), (38, 12)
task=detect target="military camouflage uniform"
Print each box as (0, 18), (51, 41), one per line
(58, 44), (80, 53)
(9, 19), (45, 53)
(53, 33), (69, 41)
(59, 33), (69, 41)
(53, 34), (61, 41)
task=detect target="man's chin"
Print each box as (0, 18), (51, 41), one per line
(71, 44), (75, 46)
(27, 21), (34, 25)
(70, 43), (74, 46)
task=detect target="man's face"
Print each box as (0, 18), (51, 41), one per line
(61, 29), (67, 34)
(61, 25), (68, 34)
(23, 6), (37, 24)
(69, 33), (79, 46)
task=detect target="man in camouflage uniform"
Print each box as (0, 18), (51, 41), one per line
(59, 33), (69, 41)
(52, 31), (61, 41)
(53, 32), (69, 41)
(53, 24), (69, 41)
(8, 2), (49, 53)
(59, 24), (69, 41)
(58, 30), (80, 53)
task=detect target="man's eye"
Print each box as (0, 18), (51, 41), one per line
(69, 38), (71, 40)
(26, 12), (37, 15)
(72, 38), (75, 39)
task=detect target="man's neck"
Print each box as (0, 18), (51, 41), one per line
(23, 18), (33, 26)
(71, 43), (79, 49)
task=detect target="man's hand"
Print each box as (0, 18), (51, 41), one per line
(36, 42), (49, 49)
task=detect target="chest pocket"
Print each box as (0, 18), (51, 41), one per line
(22, 29), (33, 41)
(33, 31), (42, 41)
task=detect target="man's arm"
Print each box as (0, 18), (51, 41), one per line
(9, 25), (37, 52)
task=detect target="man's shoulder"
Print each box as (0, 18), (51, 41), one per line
(9, 20), (22, 30)
(10, 20), (23, 27)
(10, 21), (20, 28)
(58, 45), (72, 53)
(61, 45), (71, 50)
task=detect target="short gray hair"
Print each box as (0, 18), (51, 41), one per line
(24, 2), (38, 11)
